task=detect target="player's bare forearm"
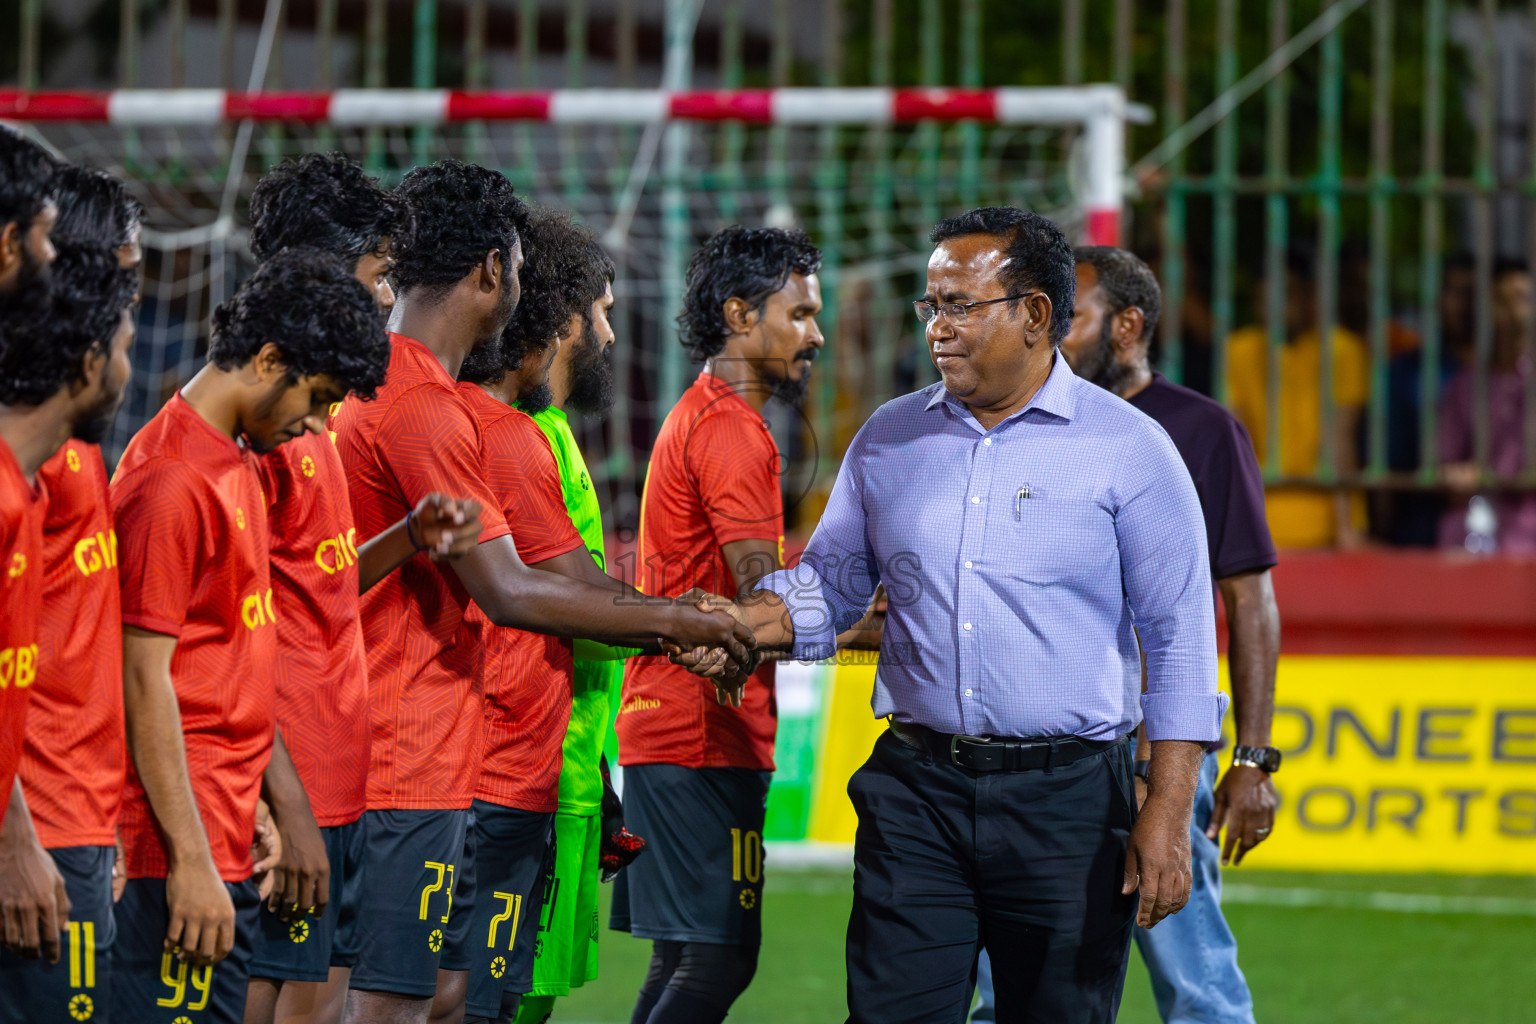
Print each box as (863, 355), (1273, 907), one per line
(1211, 568), (1281, 862)
(123, 626), (235, 965)
(0, 779), (71, 962)
(122, 628), (214, 870)
(1218, 569), (1279, 749)
(259, 729), (330, 918)
(356, 494), (483, 593)
(1123, 738), (1204, 928)
(452, 535), (754, 662)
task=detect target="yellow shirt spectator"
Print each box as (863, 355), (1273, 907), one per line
(1226, 325), (1370, 548)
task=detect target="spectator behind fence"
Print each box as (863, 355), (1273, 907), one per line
(1377, 254), (1475, 546)
(1226, 248), (1370, 548)
(1437, 258), (1536, 554)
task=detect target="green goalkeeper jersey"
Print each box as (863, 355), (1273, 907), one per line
(529, 405), (627, 816)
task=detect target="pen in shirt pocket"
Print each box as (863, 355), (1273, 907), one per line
(1014, 484), (1032, 520)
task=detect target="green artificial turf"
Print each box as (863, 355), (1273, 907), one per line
(557, 867), (1536, 1024)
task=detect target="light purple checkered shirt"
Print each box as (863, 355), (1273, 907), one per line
(759, 352), (1226, 743)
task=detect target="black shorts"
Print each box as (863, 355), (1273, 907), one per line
(248, 817), (366, 982)
(346, 808), (468, 998)
(110, 876), (260, 1024)
(0, 845), (115, 1024)
(610, 764), (771, 946)
(440, 800), (554, 1018)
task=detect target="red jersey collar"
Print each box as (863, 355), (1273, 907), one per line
(391, 332), (457, 388)
(168, 390), (246, 456)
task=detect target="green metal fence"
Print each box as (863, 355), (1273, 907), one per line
(9, 0), (1535, 547)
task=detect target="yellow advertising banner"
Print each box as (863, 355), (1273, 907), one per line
(806, 657), (1536, 875)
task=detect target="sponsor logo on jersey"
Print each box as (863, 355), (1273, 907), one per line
(0, 644), (38, 689)
(241, 589), (277, 630)
(315, 528), (360, 576)
(74, 530), (118, 577)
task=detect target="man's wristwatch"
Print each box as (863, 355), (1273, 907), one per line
(1231, 745), (1282, 774)
(1133, 760), (1151, 782)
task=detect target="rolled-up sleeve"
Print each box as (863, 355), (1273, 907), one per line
(1115, 425), (1228, 742)
(758, 427), (880, 660)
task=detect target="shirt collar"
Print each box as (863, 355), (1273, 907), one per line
(925, 349), (1080, 427)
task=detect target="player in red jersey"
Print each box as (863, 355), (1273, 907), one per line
(0, 235), (135, 981)
(240, 153), (482, 1024)
(0, 164), (143, 1024)
(444, 205), (694, 1024)
(110, 250), (394, 1024)
(615, 226), (824, 1024)
(331, 162), (752, 1024)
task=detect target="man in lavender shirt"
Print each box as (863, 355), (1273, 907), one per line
(685, 209), (1226, 1024)
(975, 247), (1282, 1024)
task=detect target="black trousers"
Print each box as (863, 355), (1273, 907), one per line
(845, 729), (1138, 1024)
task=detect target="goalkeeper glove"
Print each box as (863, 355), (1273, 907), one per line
(599, 755), (646, 882)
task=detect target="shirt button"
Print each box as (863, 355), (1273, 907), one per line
(983, 438), (993, 446)
(965, 688), (974, 696)
(963, 622), (973, 631)
(964, 560), (973, 569)
(971, 496), (980, 504)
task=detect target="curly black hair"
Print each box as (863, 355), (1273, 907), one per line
(0, 242), (138, 406)
(248, 152), (406, 266)
(390, 159), (524, 297)
(208, 247), (389, 401)
(460, 205), (615, 384)
(1073, 246), (1162, 343)
(0, 126), (58, 230)
(675, 225), (822, 362)
(52, 165), (144, 251)
(930, 207), (1076, 347)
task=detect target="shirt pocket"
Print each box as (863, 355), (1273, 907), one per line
(1003, 496), (1115, 586)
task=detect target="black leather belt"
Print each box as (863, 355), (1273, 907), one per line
(888, 720), (1125, 773)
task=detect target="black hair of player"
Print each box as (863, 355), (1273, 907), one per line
(460, 206), (615, 384)
(248, 152), (406, 267)
(390, 159), (524, 297)
(929, 207), (1076, 348)
(52, 165), (144, 250)
(1074, 246), (1162, 344)
(676, 225), (822, 362)
(0, 242), (137, 406)
(0, 126), (58, 230)
(208, 247), (389, 401)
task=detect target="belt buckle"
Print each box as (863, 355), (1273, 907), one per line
(949, 734), (990, 768)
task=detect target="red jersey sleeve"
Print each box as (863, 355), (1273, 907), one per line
(686, 412), (783, 546)
(484, 417), (584, 565)
(112, 458), (204, 637)
(376, 387), (509, 544)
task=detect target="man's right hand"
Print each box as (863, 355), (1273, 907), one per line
(665, 599), (756, 677)
(164, 858), (235, 966)
(0, 830), (70, 962)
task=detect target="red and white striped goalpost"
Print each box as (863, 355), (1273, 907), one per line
(0, 85), (1129, 245)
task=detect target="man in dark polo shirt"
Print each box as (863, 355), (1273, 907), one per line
(973, 246), (1283, 1024)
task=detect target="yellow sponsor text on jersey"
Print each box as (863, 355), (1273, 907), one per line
(314, 528), (360, 576)
(73, 530), (118, 577)
(241, 589), (276, 630)
(7, 552), (25, 578)
(0, 644), (38, 689)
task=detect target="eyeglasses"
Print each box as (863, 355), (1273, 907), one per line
(913, 295), (1027, 324)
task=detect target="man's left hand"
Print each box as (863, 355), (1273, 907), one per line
(1121, 796), (1193, 929)
(265, 802), (330, 922)
(1206, 765), (1277, 866)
